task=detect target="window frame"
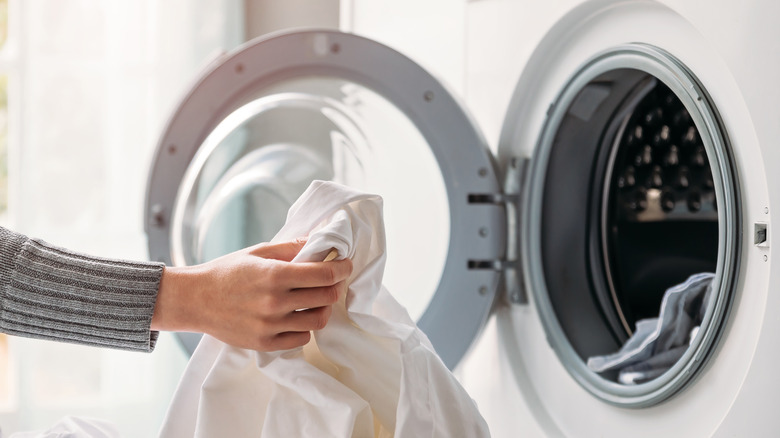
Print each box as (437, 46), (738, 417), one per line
(0, 0), (19, 226)
(0, 0), (21, 414)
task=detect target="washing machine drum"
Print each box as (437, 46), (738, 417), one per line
(145, 30), (739, 407)
(509, 46), (740, 407)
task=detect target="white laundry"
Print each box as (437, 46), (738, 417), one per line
(7, 416), (120, 438)
(587, 272), (715, 384)
(159, 180), (490, 438)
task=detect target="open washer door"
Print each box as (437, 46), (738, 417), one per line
(144, 30), (507, 370)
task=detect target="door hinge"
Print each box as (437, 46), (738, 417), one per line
(467, 157), (529, 305)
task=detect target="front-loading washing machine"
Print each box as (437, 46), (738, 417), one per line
(144, 1), (778, 436)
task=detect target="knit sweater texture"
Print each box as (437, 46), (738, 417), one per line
(0, 226), (163, 352)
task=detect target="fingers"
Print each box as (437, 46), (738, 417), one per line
(268, 331), (312, 350)
(256, 279), (343, 351)
(287, 282), (344, 311)
(250, 239), (353, 288)
(282, 306), (333, 332)
(279, 258), (353, 288)
(260, 306), (332, 350)
(251, 238), (308, 262)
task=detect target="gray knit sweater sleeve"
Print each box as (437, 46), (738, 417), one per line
(0, 226), (164, 352)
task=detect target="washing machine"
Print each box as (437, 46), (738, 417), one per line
(144, 0), (779, 436)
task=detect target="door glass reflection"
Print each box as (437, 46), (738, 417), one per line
(172, 77), (450, 321)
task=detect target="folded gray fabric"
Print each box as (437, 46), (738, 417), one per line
(587, 272), (715, 384)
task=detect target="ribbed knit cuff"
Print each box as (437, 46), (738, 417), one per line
(0, 228), (164, 352)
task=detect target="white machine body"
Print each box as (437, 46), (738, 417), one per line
(452, 1), (778, 436)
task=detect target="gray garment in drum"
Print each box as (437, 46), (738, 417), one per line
(587, 272), (714, 384)
(0, 226), (163, 352)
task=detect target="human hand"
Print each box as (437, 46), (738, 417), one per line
(151, 239), (352, 351)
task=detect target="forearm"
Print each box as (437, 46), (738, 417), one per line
(0, 226), (164, 352)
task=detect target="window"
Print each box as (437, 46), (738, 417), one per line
(0, 0), (9, 218)
(0, 74), (7, 214)
(0, 0), (14, 413)
(0, 1), (243, 435)
(0, 0), (6, 214)
(0, 334), (12, 411)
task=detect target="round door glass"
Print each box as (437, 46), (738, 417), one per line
(170, 76), (450, 321)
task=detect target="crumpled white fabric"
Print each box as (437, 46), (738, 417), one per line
(7, 416), (120, 438)
(160, 180), (490, 438)
(587, 272), (714, 384)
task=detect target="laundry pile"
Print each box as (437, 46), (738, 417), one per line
(160, 180), (490, 438)
(587, 272), (715, 384)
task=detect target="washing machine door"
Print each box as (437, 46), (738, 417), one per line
(144, 29), (506, 369)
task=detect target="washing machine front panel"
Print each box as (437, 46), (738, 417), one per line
(145, 30), (506, 369)
(488, 0), (771, 435)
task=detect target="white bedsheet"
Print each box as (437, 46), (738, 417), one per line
(159, 180), (490, 438)
(7, 416), (119, 438)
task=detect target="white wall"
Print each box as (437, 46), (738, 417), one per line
(343, 0), (467, 97)
(245, 0), (340, 38)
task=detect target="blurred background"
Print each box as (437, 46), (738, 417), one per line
(0, 0), (471, 435)
(0, 1), (245, 435)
